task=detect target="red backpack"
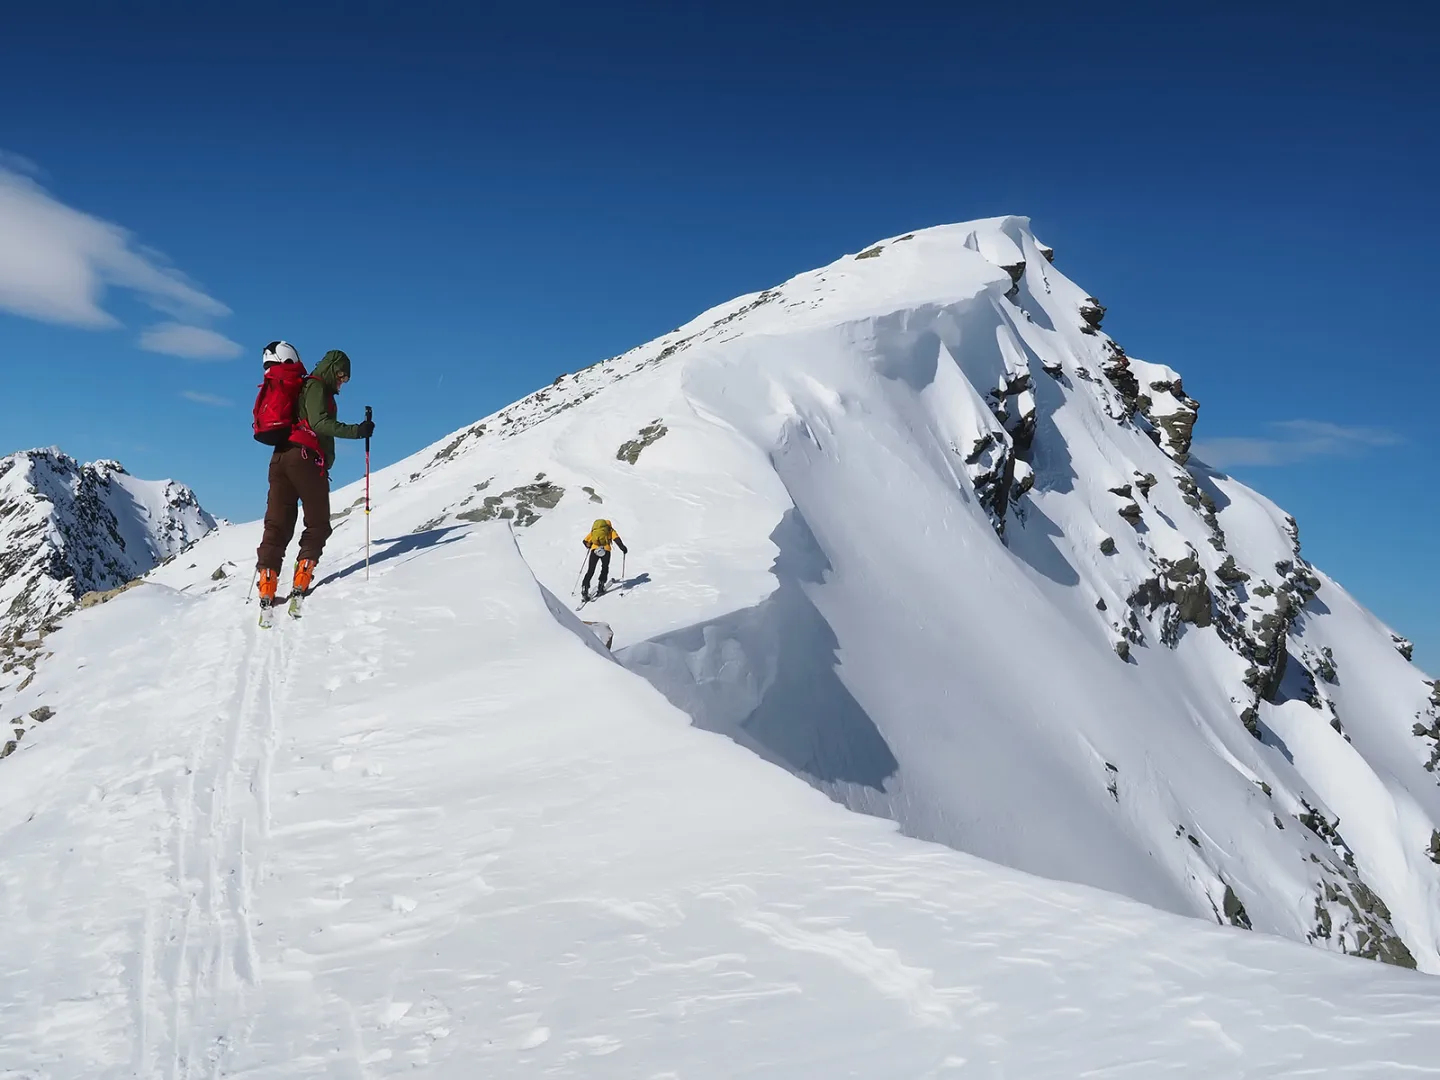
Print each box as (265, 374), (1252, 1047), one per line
(252, 362), (321, 454)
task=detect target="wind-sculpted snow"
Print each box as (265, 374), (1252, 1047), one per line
(3, 527), (1440, 1076)
(286, 215), (1437, 972)
(3, 215), (1440, 1069)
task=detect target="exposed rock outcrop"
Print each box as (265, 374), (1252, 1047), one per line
(1078, 296), (1106, 334)
(1098, 345), (1200, 465)
(456, 479), (565, 527)
(617, 421), (669, 465)
(1129, 551), (1214, 646)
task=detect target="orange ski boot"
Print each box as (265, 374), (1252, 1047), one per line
(292, 558), (317, 595)
(257, 568), (279, 626)
(288, 558), (317, 618)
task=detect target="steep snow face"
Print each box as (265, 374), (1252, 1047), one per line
(0, 449), (215, 643)
(230, 215), (1434, 972)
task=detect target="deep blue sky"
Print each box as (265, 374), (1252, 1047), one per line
(1, 2), (1436, 669)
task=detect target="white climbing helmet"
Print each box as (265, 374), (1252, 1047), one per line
(261, 340), (301, 367)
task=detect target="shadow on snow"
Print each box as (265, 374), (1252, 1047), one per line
(617, 509), (899, 796)
(318, 525), (469, 589)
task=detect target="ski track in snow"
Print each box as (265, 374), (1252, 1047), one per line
(154, 616), (282, 1076)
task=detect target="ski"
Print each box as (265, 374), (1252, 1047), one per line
(579, 583), (613, 608)
(287, 592), (305, 619)
(258, 600), (275, 628)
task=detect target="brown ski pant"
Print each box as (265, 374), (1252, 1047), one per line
(256, 446), (331, 571)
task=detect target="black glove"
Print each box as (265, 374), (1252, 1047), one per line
(356, 419), (375, 439)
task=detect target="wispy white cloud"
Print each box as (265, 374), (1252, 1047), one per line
(180, 390), (233, 407)
(0, 151), (41, 177)
(141, 322), (242, 361)
(1192, 420), (1400, 468)
(0, 162), (230, 329)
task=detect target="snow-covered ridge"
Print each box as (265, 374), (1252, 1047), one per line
(0, 447), (215, 647)
(312, 215), (1439, 971)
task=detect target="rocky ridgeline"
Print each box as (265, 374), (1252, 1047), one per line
(1084, 321), (1334, 740)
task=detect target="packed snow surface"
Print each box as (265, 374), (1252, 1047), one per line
(3, 217), (1440, 1074)
(5, 530), (1440, 1076)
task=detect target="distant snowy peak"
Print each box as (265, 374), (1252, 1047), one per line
(0, 448), (215, 638)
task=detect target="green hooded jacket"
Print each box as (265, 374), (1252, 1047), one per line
(299, 350), (364, 472)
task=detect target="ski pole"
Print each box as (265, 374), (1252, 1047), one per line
(622, 551), (627, 582)
(572, 551), (588, 596)
(245, 565), (257, 604)
(364, 405), (372, 581)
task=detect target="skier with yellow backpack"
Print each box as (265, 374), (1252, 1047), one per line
(580, 519), (628, 602)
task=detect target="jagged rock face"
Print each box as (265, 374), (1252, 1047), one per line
(1078, 296), (1107, 333)
(0, 449), (215, 637)
(1125, 550), (1215, 652)
(1416, 683), (1440, 776)
(1100, 343), (1200, 465)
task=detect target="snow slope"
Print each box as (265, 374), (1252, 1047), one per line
(3, 526), (1440, 1077)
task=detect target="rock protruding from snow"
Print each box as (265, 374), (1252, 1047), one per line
(0, 448), (215, 639)
(1101, 344), (1201, 464)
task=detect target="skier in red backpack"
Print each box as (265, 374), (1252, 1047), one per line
(251, 341), (374, 619)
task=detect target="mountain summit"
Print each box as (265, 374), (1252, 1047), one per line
(348, 216), (1440, 970)
(2, 218), (1439, 1074)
